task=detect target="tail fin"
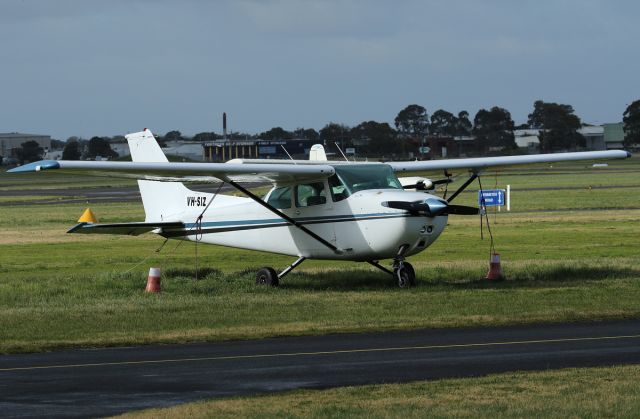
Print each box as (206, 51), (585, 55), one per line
(126, 129), (194, 222)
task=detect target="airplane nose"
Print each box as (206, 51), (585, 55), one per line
(423, 198), (447, 215)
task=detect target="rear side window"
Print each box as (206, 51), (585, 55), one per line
(296, 182), (327, 207)
(266, 186), (292, 209)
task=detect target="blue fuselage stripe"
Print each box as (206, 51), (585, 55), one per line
(183, 212), (404, 229)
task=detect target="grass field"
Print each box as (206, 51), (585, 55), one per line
(118, 364), (640, 418)
(0, 158), (639, 354)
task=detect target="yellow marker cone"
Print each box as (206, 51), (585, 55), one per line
(78, 208), (97, 223)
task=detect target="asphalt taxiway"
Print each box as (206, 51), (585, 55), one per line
(1, 319), (639, 418)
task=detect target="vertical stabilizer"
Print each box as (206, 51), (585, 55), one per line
(126, 129), (192, 221)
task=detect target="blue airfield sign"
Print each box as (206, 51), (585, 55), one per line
(478, 189), (505, 207)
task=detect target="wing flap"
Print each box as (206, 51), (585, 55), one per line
(68, 221), (184, 236)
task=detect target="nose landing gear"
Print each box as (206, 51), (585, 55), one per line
(394, 260), (416, 288)
(367, 244), (416, 288)
(392, 244), (415, 288)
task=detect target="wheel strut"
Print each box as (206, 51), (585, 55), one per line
(392, 244), (410, 271)
(278, 256), (306, 279)
(367, 260), (394, 275)
(367, 245), (416, 288)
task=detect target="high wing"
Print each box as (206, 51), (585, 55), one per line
(220, 150), (631, 172)
(8, 159), (335, 184)
(388, 150), (631, 173)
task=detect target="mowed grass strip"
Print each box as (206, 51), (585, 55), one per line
(0, 158), (639, 353)
(1, 233), (638, 352)
(117, 365), (640, 418)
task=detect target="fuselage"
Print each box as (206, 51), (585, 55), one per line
(159, 183), (448, 261)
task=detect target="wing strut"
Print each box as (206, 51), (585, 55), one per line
(227, 180), (342, 254)
(446, 172), (479, 203)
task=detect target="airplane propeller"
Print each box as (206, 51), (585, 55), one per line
(383, 198), (478, 217)
(387, 172), (482, 216)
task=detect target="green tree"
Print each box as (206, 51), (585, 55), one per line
(87, 137), (118, 159)
(293, 128), (320, 140)
(351, 121), (397, 155)
(259, 127), (293, 141)
(455, 111), (472, 136)
(527, 100), (585, 152)
(164, 130), (183, 142)
(473, 107), (517, 153)
(51, 139), (65, 150)
(395, 104), (428, 156)
(394, 104), (429, 137)
(430, 109), (457, 136)
(319, 123), (350, 147)
(16, 141), (44, 164)
(62, 140), (81, 160)
(193, 132), (218, 142)
(623, 100), (640, 149)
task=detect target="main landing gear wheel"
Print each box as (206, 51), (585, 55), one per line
(395, 262), (415, 288)
(256, 267), (279, 287)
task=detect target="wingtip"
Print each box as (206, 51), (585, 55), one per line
(7, 160), (60, 173)
(627, 151), (632, 158)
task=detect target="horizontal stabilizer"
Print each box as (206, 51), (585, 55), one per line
(68, 221), (184, 236)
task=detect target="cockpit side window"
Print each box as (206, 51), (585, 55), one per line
(295, 182), (327, 207)
(328, 175), (349, 202)
(266, 186), (293, 209)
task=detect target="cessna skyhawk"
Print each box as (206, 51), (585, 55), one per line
(9, 129), (631, 287)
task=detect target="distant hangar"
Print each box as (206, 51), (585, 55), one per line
(0, 132), (52, 159)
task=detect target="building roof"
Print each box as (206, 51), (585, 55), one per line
(578, 126), (604, 135)
(0, 132), (50, 138)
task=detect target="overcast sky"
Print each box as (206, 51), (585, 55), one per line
(1, 0), (639, 139)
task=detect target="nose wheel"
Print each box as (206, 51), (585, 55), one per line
(367, 245), (416, 288)
(394, 261), (416, 288)
(392, 244), (415, 288)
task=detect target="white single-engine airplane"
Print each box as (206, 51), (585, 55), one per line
(9, 129), (631, 287)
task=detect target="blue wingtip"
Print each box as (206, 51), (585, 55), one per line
(7, 160), (60, 173)
(627, 151), (633, 158)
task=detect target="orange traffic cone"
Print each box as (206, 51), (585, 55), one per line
(145, 267), (161, 293)
(486, 253), (504, 281)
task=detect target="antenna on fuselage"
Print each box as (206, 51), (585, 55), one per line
(280, 145), (296, 164)
(334, 142), (350, 162)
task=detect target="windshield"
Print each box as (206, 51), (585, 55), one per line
(333, 164), (402, 195)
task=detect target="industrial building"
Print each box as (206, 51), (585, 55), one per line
(202, 139), (319, 162)
(603, 122), (625, 149)
(0, 133), (51, 159)
(514, 124), (624, 152)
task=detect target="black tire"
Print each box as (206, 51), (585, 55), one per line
(395, 262), (416, 288)
(256, 267), (279, 286)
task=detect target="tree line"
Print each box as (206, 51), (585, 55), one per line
(10, 99), (640, 164)
(158, 99), (638, 156)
